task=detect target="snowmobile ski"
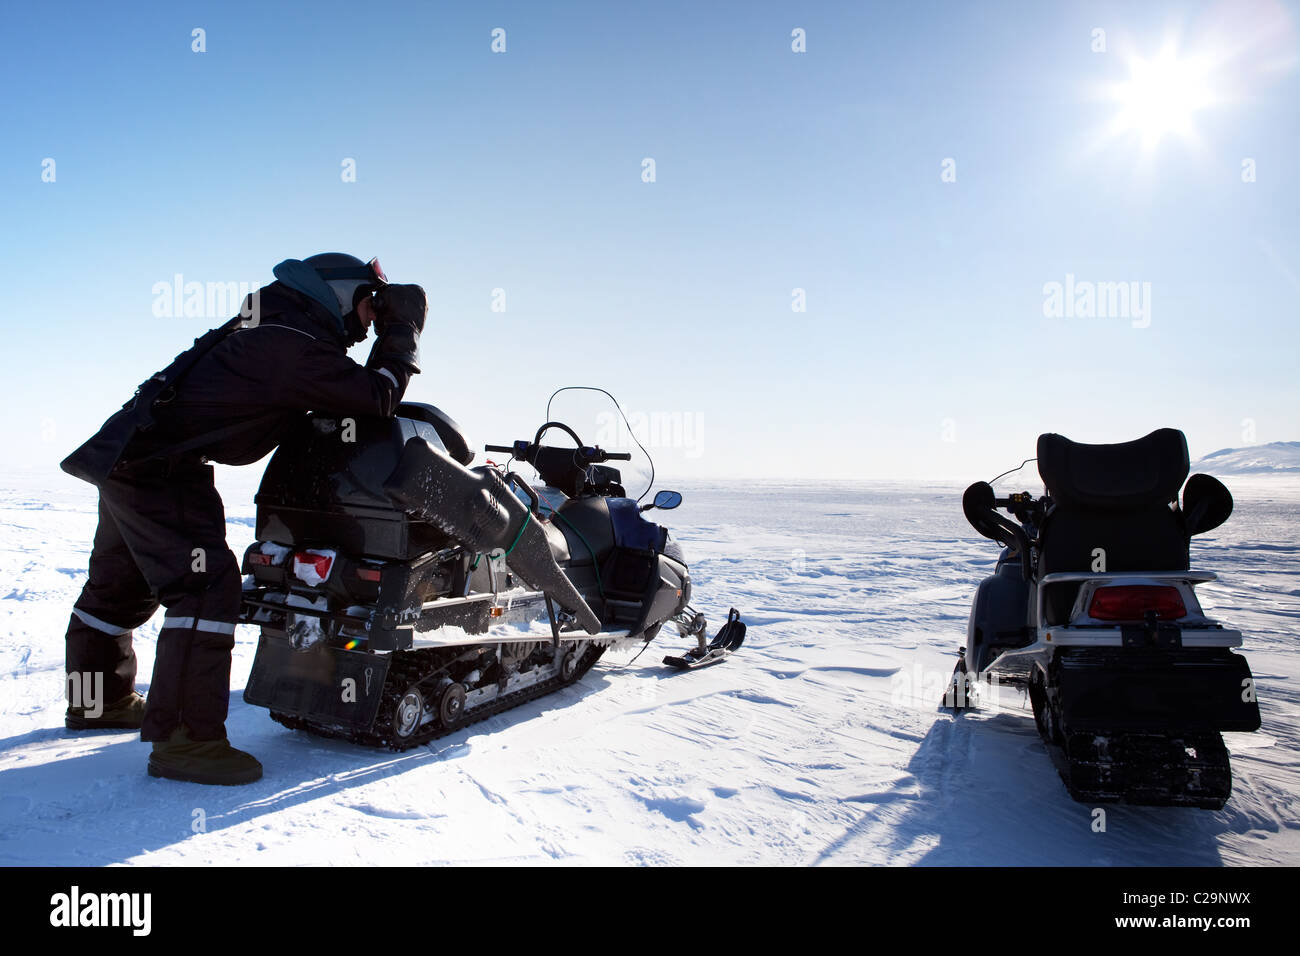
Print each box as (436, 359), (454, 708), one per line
(664, 607), (745, 670)
(662, 647), (729, 670)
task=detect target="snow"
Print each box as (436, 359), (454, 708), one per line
(259, 541), (292, 563)
(1, 468), (1298, 866)
(284, 593), (330, 651)
(1194, 441), (1300, 475)
(291, 549), (335, 587)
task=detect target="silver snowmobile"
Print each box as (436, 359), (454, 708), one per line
(238, 399), (744, 749)
(948, 428), (1261, 809)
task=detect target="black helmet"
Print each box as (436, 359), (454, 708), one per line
(302, 252), (388, 318)
(272, 253), (388, 345)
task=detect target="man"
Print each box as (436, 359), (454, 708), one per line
(61, 253), (427, 785)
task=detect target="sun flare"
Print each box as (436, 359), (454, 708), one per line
(1108, 45), (1217, 152)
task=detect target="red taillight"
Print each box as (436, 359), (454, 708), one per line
(1088, 585), (1186, 621)
(356, 567), (382, 583)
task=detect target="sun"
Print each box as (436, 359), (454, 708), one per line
(1108, 44), (1217, 152)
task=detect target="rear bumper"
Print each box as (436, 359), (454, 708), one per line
(1044, 624), (1243, 649)
(1057, 648), (1262, 734)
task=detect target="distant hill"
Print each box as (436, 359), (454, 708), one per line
(1193, 441), (1300, 475)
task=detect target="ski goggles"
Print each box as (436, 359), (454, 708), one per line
(314, 257), (388, 286)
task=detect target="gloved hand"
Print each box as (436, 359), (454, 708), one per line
(368, 325), (421, 379)
(372, 284), (427, 334)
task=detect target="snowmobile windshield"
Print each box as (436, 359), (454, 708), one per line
(988, 457), (1039, 490)
(543, 386), (656, 502)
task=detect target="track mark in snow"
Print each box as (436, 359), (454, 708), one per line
(727, 691), (795, 708)
(466, 776), (508, 807)
(621, 687), (748, 716)
(815, 665), (900, 677)
(771, 787), (817, 804)
(624, 846), (681, 865)
(637, 794), (707, 827)
(426, 741), (472, 761)
(844, 789), (919, 805)
(757, 664), (901, 681)
(344, 802), (443, 821)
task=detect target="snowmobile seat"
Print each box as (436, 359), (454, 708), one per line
(255, 411), (463, 561)
(1036, 429), (1190, 623)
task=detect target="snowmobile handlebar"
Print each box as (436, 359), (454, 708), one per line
(992, 491), (1035, 511)
(963, 482), (1035, 578)
(483, 441), (632, 463)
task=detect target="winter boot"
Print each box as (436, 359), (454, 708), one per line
(66, 691), (148, 730)
(147, 725), (263, 785)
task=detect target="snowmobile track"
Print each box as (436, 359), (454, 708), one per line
(269, 640), (608, 751)
(1058, 731), (1232, 810)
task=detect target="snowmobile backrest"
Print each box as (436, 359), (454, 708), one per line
(395, 402), (473, 466)
(1036, 429), (1189, 511)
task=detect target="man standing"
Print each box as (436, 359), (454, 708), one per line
(61, 253), (426, 785)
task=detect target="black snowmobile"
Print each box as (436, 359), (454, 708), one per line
(238, 398), (744, 750)
(948, 428), (1261, 809)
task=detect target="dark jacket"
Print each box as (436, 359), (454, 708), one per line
(64, 282), (419, 481)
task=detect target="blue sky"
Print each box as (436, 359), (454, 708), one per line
(1, 0), (1297, 482)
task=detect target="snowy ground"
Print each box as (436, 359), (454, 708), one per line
(1, 467), (1297, 866)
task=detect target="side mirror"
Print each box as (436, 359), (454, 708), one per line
(641, 490), (683, 512)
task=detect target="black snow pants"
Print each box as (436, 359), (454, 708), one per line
(64, 456), (242, 742)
